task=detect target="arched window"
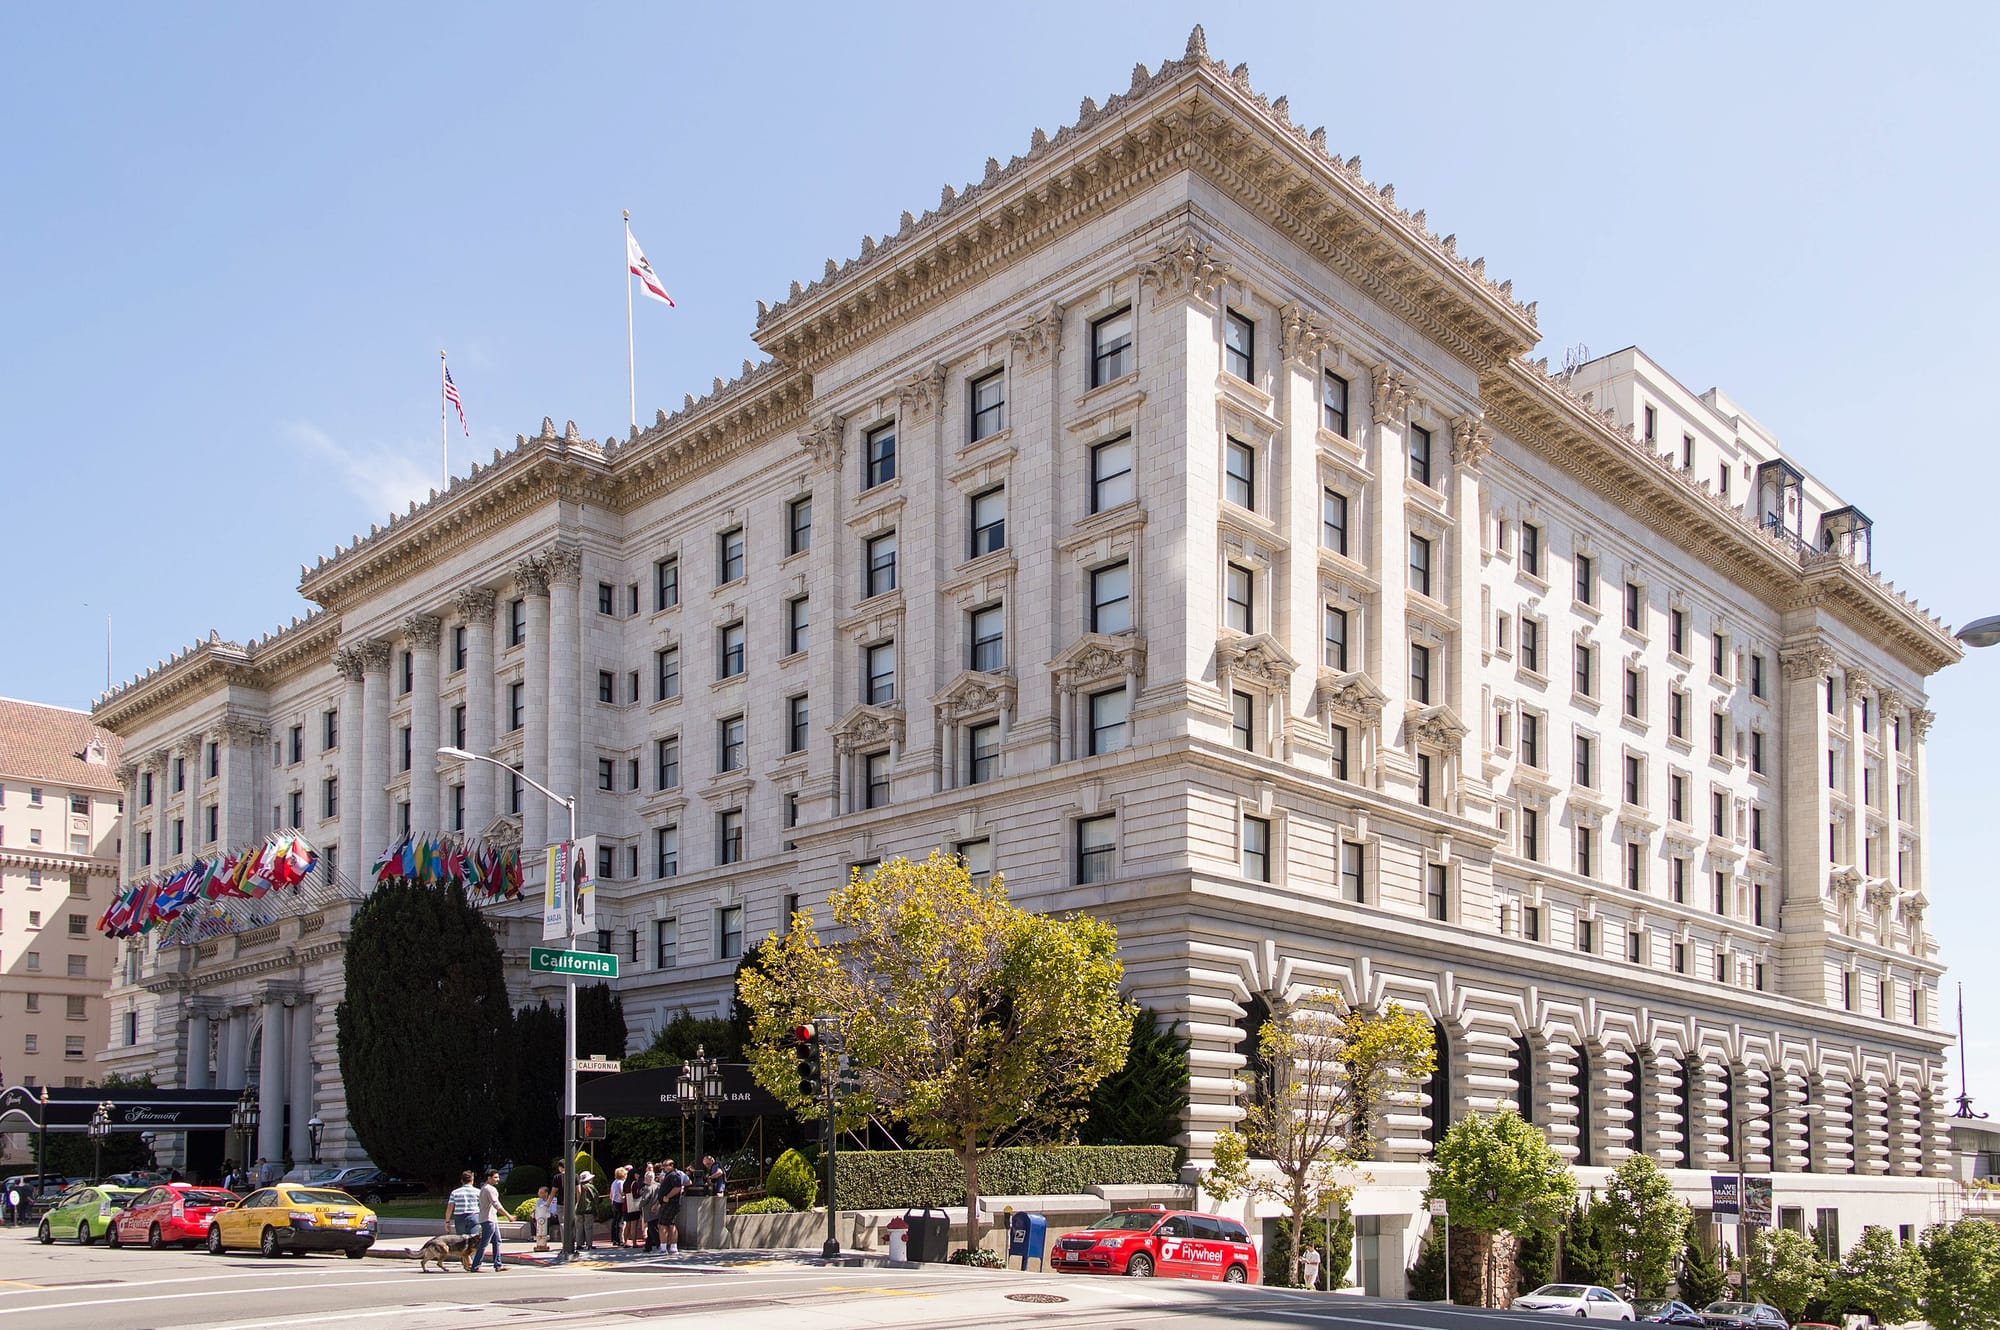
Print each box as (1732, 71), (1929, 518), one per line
(1236, 994), (1273, 1111)
(1513, 1036), (1535, 1125)
(1424, 1023), (1453, 1148)
(1574, 1047), (1595, 1166)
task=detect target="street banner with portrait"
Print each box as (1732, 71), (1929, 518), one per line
(544, 841), (571, 941)
(572, 836), (597, 936)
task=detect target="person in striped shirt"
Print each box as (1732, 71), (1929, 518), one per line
(446, 1171), (480, 1238)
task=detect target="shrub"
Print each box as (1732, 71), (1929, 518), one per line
(767, 1149), (818, 1210)
(511, 1196), (538, 1221)
(505, 1164), (547, 1196)
(949, 1247), (1004, 1267)
(832, 1144), (1179, 1210)
(736, 1197), (796, 1215)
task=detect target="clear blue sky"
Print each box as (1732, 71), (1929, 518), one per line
(7, 4), (1999, 1109)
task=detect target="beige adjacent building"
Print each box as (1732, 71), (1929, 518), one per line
(90, 29), (1961, 1289)
(0, 699), (122, 1107)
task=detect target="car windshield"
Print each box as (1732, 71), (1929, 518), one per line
(1089, 1211), (1167, 1231)
(1707, 1306), (1759, 1316)
(1533, 1286), (1589, 1297)
(183, 1190), (237, 1206)
(288, 1189), (362, 1207)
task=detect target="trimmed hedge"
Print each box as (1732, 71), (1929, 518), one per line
(736, 1197), (796, 1215)
(832, 1145), (1179, 1211)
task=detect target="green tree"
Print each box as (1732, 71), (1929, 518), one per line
(1679, 1217), (1730, 1308)
(1921, 1219), (2000, 1330)
(1826, 1224), (1926, 1325)
(574, 982), (627, 1060)
(335, 880), (513, 1187)
(1407, 1225), (1448, 1300)
(1423, 1110), (1576, 1307)
(738, 852), (1134, 1247)
(1516, 1222), (1559, 1295)
(506, 1000), (563, 1167)
(1079, 1009), (1188, 1146)
(1562, 1197), (1618, 1285)
(1263, 1207), (1354, 1289)
(629, 1010), (739, 1067)
(1599, 1154), (1690, 1297)
(1205, 992), (1435, 1288)
(1746, 1227), (1830, 1321)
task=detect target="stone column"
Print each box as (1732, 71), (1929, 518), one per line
(221, 1008), (250, 1090)
(186, 1006), (213, 1090)
(546, 545), (583, 831)
(1369, 364), (1415, 796)
(799, 412), (845, 821)
(114, 763), (138, 878)
(517, 557), (552, 855)
(288, 1000), (315, 1164)
(149, 751), (170, 870)
(218, 718), (266, 845)
(333, 649), (368, 884)
(257, 994), (288, 1165)
(405, 615), (443, 835)
(455, 587), (498, 830)
(361, 641), (392, 865)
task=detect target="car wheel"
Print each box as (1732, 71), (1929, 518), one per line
(1223, 1263), (1247, 1283)
(1576, 1312), (1590, 1319)
(36, 1220), (51, 1245)
(207, 1225), (225, 1255)
(365, 1193), (385, 1207)
(1126, 1252), (1154, 1278)
(260, 1227), (282, 1259)
(78, 1221), (92, 1246)
(345, 1247), (367, 1260)
(106, 1222), (123, 1249)
(149, 1224), (165, 1251)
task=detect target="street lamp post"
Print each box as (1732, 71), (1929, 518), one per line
(677, 1045), (723, 1169)
(35, 1088), (48, 1193)
(230, 1087), (259, 1183)
(307, 1114), (324, 1164)
(439, 745), (579, 1262)
(88, 1102), (112, 1183)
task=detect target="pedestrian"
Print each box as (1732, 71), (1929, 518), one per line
(575, 1171), (598, 1251)
(1300, 1243), (1321, 1292)
(701, 1153), (726, 1199)
(609, 1167), (627, 1246)
(532, 1186), (553, 1251)
(549, 1163), (566, 1247)
(473, 1169), (507, 1271)
(446, 1170), (481, 1239)
(659, 1158), (687, 1256)
(4, 1185), (16, 1226)
(623, 1163), (643, 1245)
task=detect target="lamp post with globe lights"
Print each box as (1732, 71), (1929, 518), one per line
(1953, 615), (2000, 1120)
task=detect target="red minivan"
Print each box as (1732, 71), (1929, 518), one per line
(1051, 1209), (1259, 1283)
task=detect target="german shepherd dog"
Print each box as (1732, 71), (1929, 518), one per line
(418, 1231), (479, 1272)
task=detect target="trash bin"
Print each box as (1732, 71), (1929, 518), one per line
(903, 1207), (950, 1263)
(885, 1215), (909, 1262)
(1007, 1211), (1047, 1271)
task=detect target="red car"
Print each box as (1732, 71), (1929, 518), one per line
(1050, 1209), (1258, 1283)
(108, 1183), (240, 1250)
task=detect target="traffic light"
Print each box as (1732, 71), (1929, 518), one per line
(575, 1114), (608, 1142)
(836, 1055), (860, 1096)
(795, 1024), (820, 1097)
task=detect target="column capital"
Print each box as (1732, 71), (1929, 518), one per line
(1008, 302), (1064, 364)
(1911, 708), (1936, 741)
(453, 585), (497, 624)
(402, 613), (443, 651)
(799, 412), (847, 471)
(1780, 640), (1836, 682)
(514, 554), (551, 597)
(1371, 363), (1413, 424)
(332, 646), (368, 683)
(1138, 227), (1232, 306)
(1450, 411), (1493, 470)
(114, 761), (138, 789)
(896, 362), (949, 420)
(219, 715), (268, 747)
(1279, 301), (1334, 366)
(543, 543), (582, 589)
(179, 731), (206, 760)
(358, 640), (392, 674)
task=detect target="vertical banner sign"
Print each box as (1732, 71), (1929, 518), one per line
(544, 841), (571, 941)
(572, 836), (598, 936)
(1710, 1174), (1740, 1224)
(1742, 1177), (1773, 1226)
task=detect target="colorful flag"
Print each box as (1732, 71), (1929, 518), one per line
(443, 363), (469, 436)
(627, 230), (675, 306)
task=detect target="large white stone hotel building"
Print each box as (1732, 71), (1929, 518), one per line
(91, 30), (1960, 1292)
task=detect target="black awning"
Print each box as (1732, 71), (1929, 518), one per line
(576, 1063), (783, 1120)
(0, 1085), (246, 1133)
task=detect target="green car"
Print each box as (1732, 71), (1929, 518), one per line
(38, 1186), (139, 1245)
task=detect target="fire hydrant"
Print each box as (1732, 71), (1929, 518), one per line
(885, 1214), (909, 1263)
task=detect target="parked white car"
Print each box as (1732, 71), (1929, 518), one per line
(1513, 1284), (1636, 1319)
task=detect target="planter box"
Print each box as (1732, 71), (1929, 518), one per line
(725, 1208), (862, 1250)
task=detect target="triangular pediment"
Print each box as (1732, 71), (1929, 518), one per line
(1050, 632), (1146, 687)
(1215, 631), (1298, 688)
(1315, 668), (1386, 721)
(934, 670), (1016, 718)
(1406, 703), (1469, 750)
(831, 703), (906, 752)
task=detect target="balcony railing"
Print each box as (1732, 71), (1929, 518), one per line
(155, 861), (370, 947)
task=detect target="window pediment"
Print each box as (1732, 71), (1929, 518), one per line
(1052, 632), (1146, 689)
(934, 670), (1016, 720)
(831, 704), (905, 754)
(1216, 632), (1298, 692)
(1406, 704), (1468, 750)
(1315, 668), (1385, 722)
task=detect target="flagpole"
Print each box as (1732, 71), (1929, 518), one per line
(623, 209), (636, 433)
(440, 350), (449, 489)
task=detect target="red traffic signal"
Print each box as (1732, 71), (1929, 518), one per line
(794, 1023), (817, 1043)
(575, 1114), (608, 1141)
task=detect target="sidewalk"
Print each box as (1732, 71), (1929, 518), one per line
(362, 1235), (908, 1271)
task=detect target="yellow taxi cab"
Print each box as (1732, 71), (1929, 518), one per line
(206, 1183), (377, 1258)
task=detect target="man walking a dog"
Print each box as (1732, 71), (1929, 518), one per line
(447, 1171), (480, 1239)
(472, 1169), (507, 1271)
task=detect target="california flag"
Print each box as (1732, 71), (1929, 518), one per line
(627, 231), (675, 307)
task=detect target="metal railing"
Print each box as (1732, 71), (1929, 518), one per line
(156, 860), (370, 947)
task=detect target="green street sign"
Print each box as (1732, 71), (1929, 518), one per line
(529, 945), (619, 978)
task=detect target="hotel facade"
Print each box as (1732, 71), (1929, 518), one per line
(91, 30), (1959, 1292)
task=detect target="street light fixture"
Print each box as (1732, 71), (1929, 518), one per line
(438, 744), (581, 1262)
(1956, 614), (2000, 649)
(307, 1114), (324, 1164)
(230, 1087), (259, 1182)
(677, 1044), (724, 1168)
(34, 1087), (48, 1193)
(1951, 618), (1997, 1118)
(88, 1101), (112, 1183)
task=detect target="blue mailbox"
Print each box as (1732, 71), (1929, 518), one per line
(1007, 1210), (1047, 1270)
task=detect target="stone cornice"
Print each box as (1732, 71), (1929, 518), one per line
(1483, 361), (1961, 676)
(93, 613), (341, 735)
(751, 29), (1537, 373)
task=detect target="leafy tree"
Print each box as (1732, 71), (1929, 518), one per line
(1599, 1153), (1690, 1297)
(1517, 1222), (1559, 1294)
(1921, 1219), (2000, 1330)
(1407, 1225), (1448, 1300)
(738, 852), (1134, 1246)
(1264, 1207), (1353, 1289)
(1562, 1197), (1619, 1284)
(506, 1000), (563, 1167)
(765, 1148), (817, 1209)
(629, 1010), (739, 1067)
(1079, 1009), (1188, 1146)
(335, 880), (513, 1187)
(1826, 1224), (1926, 1325)
(1745, 1227), (1830, 1321)
(1205, 992), (1434, 1288)
(574, 982), (627, 1060)
(1679, 1217), (1730, 1309)
(1423, 1110), (1576, 1307)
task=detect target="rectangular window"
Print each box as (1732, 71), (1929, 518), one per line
(1330, 724), (1351, 780)
(1670, 690), (1688, 740)
(203, 803), (218, 843)
(969, 604), (1005, 673)
(1669, 607), (1687, 656)
(1243, 815), (1271, 882)
(1750, 653), (1767, 699)
(1623, 754), (1643, 806)
(1077, 814), (1117, 884)
(508, 681), (526, 730)
(322, 709), (339, 752)
(719, 621), (747, 679)
(1408, 423), (1433, 488)
(1578, 918), (1596, 955)
(509, 597), (526, 646)
(1574, 554), (1594, 605)
(1521, 713), (1542, 769)
(1521, 618), (1541, 674)
(969, 369), (1006, 441)
(450, 625), (467, 672)
(1712, 790), (1727, 836)
(1410, 643), (1432, 705)
(1224, 308), (1255, 381)
(967, 721), (1001, 784)
(1416, 753), (1435, 807)
(1624, 667), (1642, 719)
(1643, 404), (1658, 443)
(1574, 642), (1595, 696)
(1423, 863), (1448, 921)
(654, 737), (680, 791)
(864, 530), (898, 598)
(1522, 807), (1540, 861)
(969, 486), (1006, 558)
(718, 525), (746, 584)
(653, 916), (678, 967)
(288, 725), (304, 764)
(1409, 534), (1433, 597)
(1575, 734), (1595, 788)
(322, 778), (338, 819)
(1670, 772), (1687, 823)
(866, 641), (897, 705)
(397, 725), (412, 772)
(451, 783), (464, 831)
(1520, 522), (1542, 577)
(1323, 606), (1349, 670)
(655, 646), (681, 702)
(719, 715), (746, 773)
(597, 581), (615, 615)
(509, 769), (524, 814)
(598, 670), (616, 703)
(787, 696), (810, 754)
(718, 810), (744, 865)
(1320, 488), (1349, 555)
(865, 421), (897, 488)
(783, 594), (811, 655)
(1712, 631), (1729, 679)
(1751, 806), (1765, 852)
(787, 496), (812, 556)
(451, 704), (467, 749)
(1712, 710), (1728, 758)
(1625, 582), (1643, 632)
(1672, 856), (1689, 904)
(1091, 561), (1133, 634)
(655, 825), (679, 878)
(1577, 826), (1595, 878)
(204, 740), (219, 779)
(1089, 687), (1129, 756)
(1090, 436), (1134, 512)
(1750, 730), (1766, 775)
(1719, 462), (1731, 496)
(1224, 438), (1255, 510)
(1674, 941), (1689, 974)
(958, 838), (992, 889)
(1231, 691), (1254, 751)
(1224, 563), (1254, 633)
(717, 905), (744, 960)
(1626, 841), (1643, 891)
(1338, 841), (1366, 901)
(1090, 307), (1133, 386)
(1525, 905), (1542, 942)
(654, 556), (680, 611)
(1323, 371), (1350, 437)
(597, 758), (615, 792)
(864, 750), (891, 808)
(288, 790), (303, 828)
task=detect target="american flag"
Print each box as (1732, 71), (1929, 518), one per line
(443, 364), (469, 436)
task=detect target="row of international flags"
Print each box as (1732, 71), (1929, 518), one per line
(97, 831), (319, 938)
(371, 832), (524, 901)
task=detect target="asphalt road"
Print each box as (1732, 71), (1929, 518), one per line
(0, 1229), (1559, 1329)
